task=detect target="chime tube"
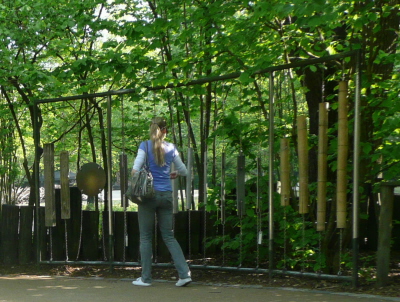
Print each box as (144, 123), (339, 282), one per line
(317, 103), (329, 231)
(236, 154), (246, 217)
(337, 81), (348, 229)
(297, 116), (309, 214)
(172, 163), (179, 214)
(60, 151), (71, 220)
(280, 138), (290, 207)
(44, 143), (56, 227)
(186, 147), (194, 210)
(221, 152), (226, 224)
(119, 153), (128, 208)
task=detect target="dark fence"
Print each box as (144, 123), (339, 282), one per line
(0, 187), (219, 265)
(1, 187), (400, 266)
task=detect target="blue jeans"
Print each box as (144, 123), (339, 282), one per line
(138, 191), (191, 283)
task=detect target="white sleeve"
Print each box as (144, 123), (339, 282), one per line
(173, 154), (187, 176)
(132, 149), (146, 171)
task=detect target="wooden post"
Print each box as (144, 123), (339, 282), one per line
(60, 151), (70, 219)
(317, 103), (329, 231)
(297, 116), (309, 214)
(44, 143), (56, 227)
(280, 138), (290, 207)
(337, 81), (348, 228)
(376, 183), (397, 287)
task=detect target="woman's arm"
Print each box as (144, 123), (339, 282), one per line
(170, 154), (187, 178)
(131, 149), (146, 176)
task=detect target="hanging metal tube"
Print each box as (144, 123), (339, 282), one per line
(107, 95), (114, 270)
(33, 101), (41, 265)
(221, 152), (226, 224)
(172, 163), (179, 214)
(186, 147), (194, 210)
(236, 154), (246, 218)
(268, 72), (275, 278)
(204, 150), (208, 206)
(352, 49), (362, 288)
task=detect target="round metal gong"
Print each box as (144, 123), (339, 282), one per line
(76, 162), (106, 196)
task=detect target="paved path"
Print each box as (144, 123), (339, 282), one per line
(0, 275), (399, 302)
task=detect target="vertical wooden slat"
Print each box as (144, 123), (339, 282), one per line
(376, 184), (395, 287)
(51, 188), (65, 260)
(297, 116), (309, 214)
(113, 211), (125, 261)
(1, 205), (19, 265)
(60, 151), (70, 219)
(317, 103), (329, 231)
(65, 187), (82, 260)
(44, 143), (56, 227)
(82, 211), (99, 260)
(19, 206), (34, 264)
(126, 211), (140, 261)
(337, 81), (349, 228)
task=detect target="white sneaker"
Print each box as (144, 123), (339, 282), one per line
(175, 277), (192, 287)
(132, 277), (151, 286)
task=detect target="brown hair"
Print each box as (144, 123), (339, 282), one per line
(150, 117), (167, 166)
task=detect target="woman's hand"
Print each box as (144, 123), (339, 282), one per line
(170, 171), (179, 179)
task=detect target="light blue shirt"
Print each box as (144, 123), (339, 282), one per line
(133, 140), (187, 191)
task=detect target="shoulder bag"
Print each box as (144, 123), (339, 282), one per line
(126, 141), (155, 203)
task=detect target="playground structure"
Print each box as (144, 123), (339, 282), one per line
(26, 50), (373, 286)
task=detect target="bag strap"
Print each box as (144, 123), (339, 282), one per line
(143, 140), (150, 169)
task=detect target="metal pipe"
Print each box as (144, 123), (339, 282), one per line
(33, 101), (41, 266)
(268, 72), (275, 278)
(107, 95), (114, 270)
(352, 49), (362, 288)
(204, 150), (208, 206)
(39, 260), (351, 282)
(172, 163), (179, 214)
(36, 51), (359, 104)
(186, 147), (193, 210)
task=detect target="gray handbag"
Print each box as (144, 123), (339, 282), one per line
(126, 141), (155, 203)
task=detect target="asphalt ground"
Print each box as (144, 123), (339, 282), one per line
(0, 275), (400, 302)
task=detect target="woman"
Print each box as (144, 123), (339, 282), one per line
(131, 117), (192, 287)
